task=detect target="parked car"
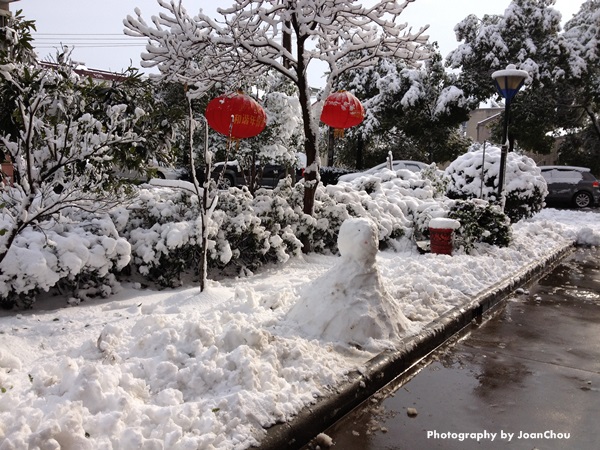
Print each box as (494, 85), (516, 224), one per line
(117, 160), (188, 182)
(210, 153), (306, 189)
(540, 165), (600, 208)
(337, 160), (428, 183)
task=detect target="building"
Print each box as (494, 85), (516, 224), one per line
(465, 105), (503, 144)
(0, 0), (19, 27)
(464, 104), (560, 165)
(39, 61), (128, 83)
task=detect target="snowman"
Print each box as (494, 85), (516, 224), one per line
(287, 217), (412, 349)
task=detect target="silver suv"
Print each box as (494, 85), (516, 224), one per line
(540, 166), (600, 208)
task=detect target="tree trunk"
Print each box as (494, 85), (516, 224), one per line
(356, 134), (364, 169)
(584, 106), (600, 142)
(327, 126), (335, 166)
(283, 20), (292, 70)
(296, 35), (318, 252)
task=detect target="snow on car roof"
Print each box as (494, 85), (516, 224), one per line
(539, 165), (590, 172)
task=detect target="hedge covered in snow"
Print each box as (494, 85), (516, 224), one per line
(446, 145), (547, 222)
(1, 163), (532, 307)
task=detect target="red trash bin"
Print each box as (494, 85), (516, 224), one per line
(428, 218), (460, 256)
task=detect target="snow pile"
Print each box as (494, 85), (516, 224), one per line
(0, 284), (356, 449)
(287, 218), (413, 350)
(0, 214), (130, 301)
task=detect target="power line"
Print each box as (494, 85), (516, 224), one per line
(31, 33), (150, 68)
(35, 45), (145, 49)
(32, 32), (147, 48)
(33, 33), (142, 36)
(34, 38), (144, 41)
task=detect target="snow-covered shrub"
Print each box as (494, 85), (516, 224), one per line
(260, 173), (416, 255)
(272, 181), (350, 254)
(331, 169), (445, 246)
(445, 145), (547, 222)
(448, 199), (512, 252)
(0, 212), (130, 308)
(215, 185), (302, 269)
(420, 164), (449, 198)
(116, 185), (203, 287)
(504, 172), (547, 224)
(252, 182), (305, 258)
(120, 183), (304, 286)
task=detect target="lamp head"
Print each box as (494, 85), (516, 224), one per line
(492, 64), (528, 104)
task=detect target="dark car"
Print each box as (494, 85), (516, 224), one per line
(199, 153), (306, 190)
(540, 165), (600, 208)
(211, 160), (304, 189)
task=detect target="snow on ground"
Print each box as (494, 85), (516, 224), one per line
(1, 208), (599, 449)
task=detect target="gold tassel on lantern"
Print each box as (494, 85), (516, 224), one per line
(334, 128), (345, 139)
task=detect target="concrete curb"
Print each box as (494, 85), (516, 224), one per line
(257, 242), (575, 450)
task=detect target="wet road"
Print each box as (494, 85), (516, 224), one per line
(304, 247), (600, 450)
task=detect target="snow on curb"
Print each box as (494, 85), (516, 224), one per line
(258, 241), (575, 449)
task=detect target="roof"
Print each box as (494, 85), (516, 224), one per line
(39, 61), (128, 82)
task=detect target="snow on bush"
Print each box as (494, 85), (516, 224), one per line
(445, 144), (547, 222)
(332, 168), (449, 243)
(0, 211), (130, 308)
(1, 161), (516, 304)
(118, 182), (304, 286)
(118, 169), (451, 287)
(448, 199), (512, 252)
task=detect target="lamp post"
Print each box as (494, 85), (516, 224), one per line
(491, 64), (528, 205)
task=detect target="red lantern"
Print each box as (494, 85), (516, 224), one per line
(205, 91), (267, 139)
(320, 90), (365, 136)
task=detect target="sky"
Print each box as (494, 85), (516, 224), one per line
(16, 0), (586, 87)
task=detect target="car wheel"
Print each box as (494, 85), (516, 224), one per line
(218, 175), (234, 189)
(156, 171), (166, 179)
(573, 191), (592, 208)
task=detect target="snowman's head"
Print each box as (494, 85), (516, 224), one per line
(337, 217), (378, 263)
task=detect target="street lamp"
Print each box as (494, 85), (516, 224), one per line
(491, 64), (528, 205)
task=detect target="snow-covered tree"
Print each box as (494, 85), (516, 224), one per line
(555, 0), (600, 171)
(338, 46), (472, 168)
(123, 0), (430, 239)
(447, 0), (599, 159)
(0, 15), (171, 271)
